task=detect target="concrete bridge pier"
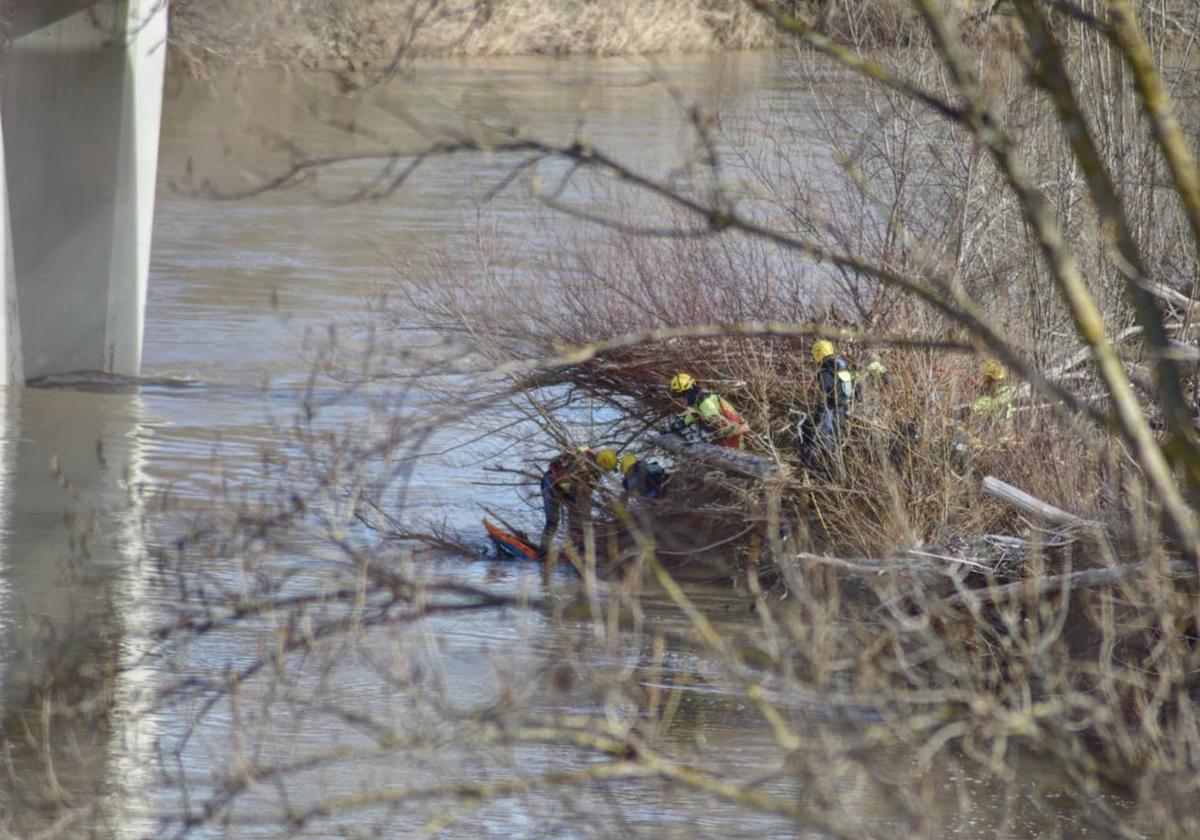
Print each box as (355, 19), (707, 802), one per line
(1, 0), (167, 384)
(0, 114), (20, 386)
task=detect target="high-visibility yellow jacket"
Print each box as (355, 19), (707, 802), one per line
(969, 385), (1015, 446)
(684, 390), (747, 448)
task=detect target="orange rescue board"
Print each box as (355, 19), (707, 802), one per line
(484, 519), (540, 561)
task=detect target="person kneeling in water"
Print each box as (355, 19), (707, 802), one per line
(540, 447), (617, 548)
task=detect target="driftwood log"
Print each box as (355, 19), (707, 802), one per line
(981, 475), (1091, 527)
(945, 560), (1192, 607)
(647, 433), (782, 479)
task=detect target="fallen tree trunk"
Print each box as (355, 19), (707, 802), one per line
(945, 560), (1191, 607)
(647, 433), (782, 479)
(981, 476), (1090, 527)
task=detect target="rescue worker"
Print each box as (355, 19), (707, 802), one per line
(861, 358), (888, 383)
(970, 359), (1015, 445)
(812, 339), (856, 451)
(618, 453), (668, 500)
(851, 356), (888, 416)
(667, 373), (749, 449)
(539, 447), (616, 548)
(952, 359), (1015, 468)
(595, 448), (619, 473)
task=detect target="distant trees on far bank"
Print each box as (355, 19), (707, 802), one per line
(166, 0), (1200, 74)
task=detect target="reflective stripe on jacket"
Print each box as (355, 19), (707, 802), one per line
(696, 392), (745, 429)
(817, 358), (856, 409)
(970, 386), (1014, 419)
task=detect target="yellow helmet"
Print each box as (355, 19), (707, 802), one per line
(669, 372), (695, 393)
(811, 339), (835, 364)
(620, 453), (639, 476)
(595, 449), (618, 472)
(981, 358), (1006, 382)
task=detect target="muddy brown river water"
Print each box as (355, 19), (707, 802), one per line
(0, 52), (1121, 837)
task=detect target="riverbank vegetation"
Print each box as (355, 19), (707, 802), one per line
(168, 0), (1198, 71)
(168, 0), (777, 71)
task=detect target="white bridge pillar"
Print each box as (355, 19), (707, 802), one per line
(0, 0), (167, 383)
(0, 113), (21, 386)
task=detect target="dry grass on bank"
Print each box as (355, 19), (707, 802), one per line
(168, 0), (778, 72)
(165, 0), (1054, 70)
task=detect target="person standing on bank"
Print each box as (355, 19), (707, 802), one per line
(811, 340), (856, 452)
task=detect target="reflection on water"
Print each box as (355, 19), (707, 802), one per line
(0, 52), (1122, 837)
(0, 385), (155, 837)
